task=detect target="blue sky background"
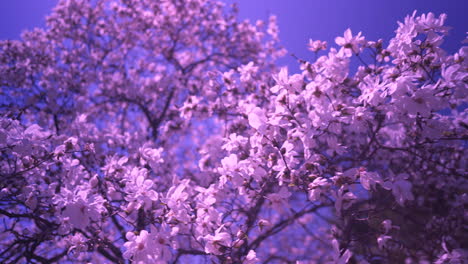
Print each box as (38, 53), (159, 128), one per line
(1, 0), (467, 72)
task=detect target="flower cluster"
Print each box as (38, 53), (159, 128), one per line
(0, 1), (466, 263)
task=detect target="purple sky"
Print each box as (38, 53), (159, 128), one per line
(1, 0), (467, 71)
(229, 0), (467, 70)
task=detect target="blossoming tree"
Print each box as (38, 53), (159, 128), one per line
(0, 0), (466, 263)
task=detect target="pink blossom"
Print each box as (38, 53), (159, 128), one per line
(335, 28), (366, 57)
(308, 39), (327, 52)
(202, 225), (232, 255)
